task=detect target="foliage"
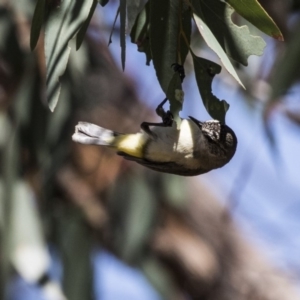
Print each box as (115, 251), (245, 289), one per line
(2, 1), (298, 300)
(30, 0), (281, 123)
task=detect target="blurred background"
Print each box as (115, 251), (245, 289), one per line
(1, 0), (300, 299)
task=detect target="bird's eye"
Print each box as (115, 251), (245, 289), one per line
(226, 133), (233, 146)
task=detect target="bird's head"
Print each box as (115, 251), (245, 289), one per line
(189, 116), (237, 160)
(201, 120), (237, 159)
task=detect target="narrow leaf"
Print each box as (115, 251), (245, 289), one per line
(269, 20), (300, 100)
(30, 0), (46, 50)
(45, 0), (93, 111)
(130, 1), (151, 65)
(141, 257), (174, 300)
(108, 6), (120, 46)
(226, 0), (283, 41)
(193, 13), (245, 89)
(59, 211), (92, 300)
(192, 0), (266, 67)
(120, 0), (127, 70)
(192, 54), (229, 123)
(127, 0), (147, 34)
(122, 177), (156, 261)
(76, 0), (98, 50)
(150, 0), (190, 116)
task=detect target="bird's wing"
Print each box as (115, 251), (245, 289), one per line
(117, 151), (207, 176)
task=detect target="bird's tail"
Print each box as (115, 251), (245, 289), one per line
(72, 122), (117, 146)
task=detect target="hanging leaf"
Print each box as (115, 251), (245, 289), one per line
(193, 13), (245, 89)
(192, 0), (266, 66)
(30, 0), (46, 50)
(122, 176), (156, 262)
(76, 0), (98, 50)
(59, 210), (93, 300)
(108, 6), (120, 45)
(130, 1), (151, 65)
(225, 0), (283, 41)
(45, 0), (93, 111)
(150, 0), (191, 116)
(127, 0), (147, 34)
(192, 54), (229, 123)
(141, 256), (175, 300)
(120, 0), (127, 70)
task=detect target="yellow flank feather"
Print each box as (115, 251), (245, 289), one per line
(114, 133), (146, 158)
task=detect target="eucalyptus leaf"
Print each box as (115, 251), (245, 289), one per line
(150, 0), (191, 116)
(108, 6), (120, 45)
(192, 0), (266, 66)
(226, 0), (283, 40)
(30, 0), (46, 50)
(120, 0), (127, 70)
(130, 1), (151, 65)
(45, 0), (93, 111)
(192, 54), (229, 123)
(193, 13), (245, 89)
(162, 174), (186, 209)
(76, 0), (98, 50)
(122, 176), (156, 262)
(59, 211), (93, 300)
(269, 19), (300, 100)
(127, 0), (147, 34)
(141, 256), (174, 300)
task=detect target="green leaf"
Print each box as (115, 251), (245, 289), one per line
(59, 210), (92, 300)
(120, 0), (127, 70)
(45, 0), (93, 111)
(127, 0), (147, 34)
(150, 0), (191, 116)
(130, 1), (152, 65)
(107, 174), (157, 263)
(269, 19), (300, 100)
(192, 0), (266, 67)
(30, 0), (46, 50)
(192, 54), (229, 123)
(193, 13), (244, 89)
(76, 0), (98, 50)
(141, 256), (175, 300)
(162, 174), (186, 209)
(122, 176), (156, 262)
(226, 0), (283, 41)
(108, 6), (120, 45)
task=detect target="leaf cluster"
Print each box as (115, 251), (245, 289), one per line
(30, 0), (282, 122)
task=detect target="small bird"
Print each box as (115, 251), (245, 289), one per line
(72, 99), (237, 176)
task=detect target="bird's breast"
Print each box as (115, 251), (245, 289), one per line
(144, 120), (205, 169)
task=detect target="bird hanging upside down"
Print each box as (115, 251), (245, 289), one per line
(72, 98), (237, 176)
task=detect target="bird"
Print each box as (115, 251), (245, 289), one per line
(72, 99), (237, 176)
